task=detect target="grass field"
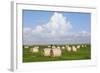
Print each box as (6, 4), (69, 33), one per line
(23, 44), (91, 63)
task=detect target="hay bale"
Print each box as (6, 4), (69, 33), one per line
(66, 45), (69, 47)
(36, 46), (39, 48)
(82, 45), (84, 47)
(52, 45), (56, 49)
(44, 48), (62, 57)
(85, 45), (87, 47)
(52, 48), (62, 57)
(31, 46), (39, 53)
(48, 45), (51, 47)
(57, 46), (60, 49)
(62, 46), (65, 49)
(43, 48), (51, 56)
(72, 46), (77, 52)
(77, 45), (80, 49)
(67, 46), (71, 52)
(24, 46), (29, 48)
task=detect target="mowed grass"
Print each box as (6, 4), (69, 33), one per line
(23, 45), (91, 63)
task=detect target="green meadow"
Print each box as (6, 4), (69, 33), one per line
(23, 44), (91, 63)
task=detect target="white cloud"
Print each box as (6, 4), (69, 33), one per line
(75, 31), (91, 37)
(23, 12), (90, 45)
(44, 12), (72, 35)
(23, 27), (32, 33)
(79, 31), (90, 36)
(32, 25), (44, 33)
(31, 12), (72, 36)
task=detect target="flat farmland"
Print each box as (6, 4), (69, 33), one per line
(23, 44), (91, 63)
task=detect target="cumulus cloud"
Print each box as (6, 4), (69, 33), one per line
(23, 12), (90, 45)
(31, 12), (72, 36)
(43, 12), (72, 35)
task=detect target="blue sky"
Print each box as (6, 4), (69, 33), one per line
(22, 10), (91, 45)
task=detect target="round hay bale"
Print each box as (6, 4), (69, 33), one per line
(66, 45), (69, 47)
(48, 45), (51, 47)
(77, 45), (80, 49)
(43, 48), (51, 56)
(82, 45), (84, 47)
(31, 47), (39, 53)
(72, 46), (77, 52)
(67, 46), (71, 52)
(57, 46), (60, 49)
(52, 48), (62, 57)
(52, 45), (56, 49)
(62, 46), (65, 49)
(24, 46), (29, 48)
